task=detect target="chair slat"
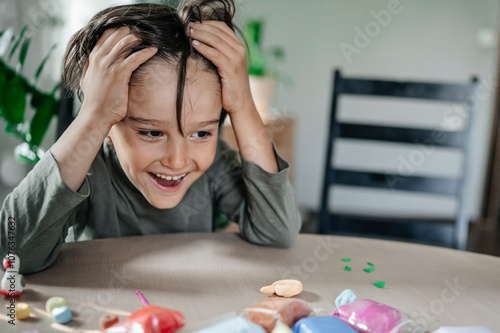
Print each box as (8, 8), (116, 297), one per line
(331, 169), (459, 195)
(339, 78), (475, 101)
(339, 123), (466, 148)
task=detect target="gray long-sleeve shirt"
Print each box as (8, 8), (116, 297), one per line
(1, 139), (301, 274)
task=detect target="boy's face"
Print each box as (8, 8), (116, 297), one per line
(108, 61), (222, 209)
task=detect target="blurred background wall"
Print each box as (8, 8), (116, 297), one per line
(0, 0), (499, 223)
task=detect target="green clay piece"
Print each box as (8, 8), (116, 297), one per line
(341, 258), (351, 262)
(343, 266), (351, 271)
(367, 262), (374, 266)
(374, 281), (385, 288)
(363, 267), (375, 273)
(272, 321), (293, 333)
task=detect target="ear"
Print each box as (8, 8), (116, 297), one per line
(105, 134), (113, 144)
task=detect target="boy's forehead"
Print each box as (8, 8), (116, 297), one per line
(127, 61), (222, 124)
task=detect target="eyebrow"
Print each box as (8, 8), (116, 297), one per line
(127, 117), (219, 127)
(196, 119), (220, 127)
(127, 116), (168, 127)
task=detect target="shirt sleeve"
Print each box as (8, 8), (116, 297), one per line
(208, 139), (302, 248)
(0, 150), (90, 274)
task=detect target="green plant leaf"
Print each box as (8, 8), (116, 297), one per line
(8, 25), (27, 61)
(18, 37), (31, 72)
(0, 64), (7, 111)
(245, 20), (264, 45)
(4, 122), (27, 142)
(3, 76), (26, 124)
(14, 142), (41, 164)
(34, 44), (57, 85)
(30, 90), (42, 108)
(29, 95), (57, 146)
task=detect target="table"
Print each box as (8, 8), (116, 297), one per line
(2, 233), (500, 332)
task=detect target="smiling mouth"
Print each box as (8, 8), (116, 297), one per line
(148, 172), (187, 188)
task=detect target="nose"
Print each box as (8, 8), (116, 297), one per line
(160, 138), (189, 170)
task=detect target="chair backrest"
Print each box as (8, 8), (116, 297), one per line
(318, 69), (478, 250)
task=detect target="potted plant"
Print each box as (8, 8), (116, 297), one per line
(244, 19), (285, 122)
(0, 26), (59, 164)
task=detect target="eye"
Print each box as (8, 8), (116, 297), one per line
(192, 131), (213, 140)
(139, 130), (164, 139)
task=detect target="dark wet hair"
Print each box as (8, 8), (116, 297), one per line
(62, 0), (236, 132)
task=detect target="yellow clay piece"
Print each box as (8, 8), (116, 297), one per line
(260, 279), (303, 297)
(15, 302), (30, 320)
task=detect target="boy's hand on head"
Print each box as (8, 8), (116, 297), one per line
(190, 21), (278, 174)
(189, 21), (254, 115)
(79, 26), (158, 125)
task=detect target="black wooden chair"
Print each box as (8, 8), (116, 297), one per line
(318, 69), (478, 250)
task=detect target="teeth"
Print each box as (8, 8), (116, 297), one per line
(153, 173), (186, 181)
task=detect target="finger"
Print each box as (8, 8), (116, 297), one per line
(119, 46), (158, 77)
(108, 34), (143, 64)
(191, 39), (229, 71)
(190, 26), (237, 58)
(190, 21), (240, 48)
(92, 27), (119, 53)
(192, 21), (240, 44)
(79, 59), (89, 87)
(96, 26), (133, 56)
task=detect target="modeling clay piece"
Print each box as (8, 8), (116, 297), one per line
(272, 321), (294, 333)
(52, 306), (72, 324)
(242, 298), (312, 332)
(0, 253), (25, 296)
(100, 314), (120, 330)
(260, 280), (303, 298)
(335, 289), (357, 308)
(15, 302), (30, 320)
(292, 316), (358, 333)
(374, 281), (385, 288)
(333, 299), (400, 332)
(46, 297), (67, 313)
(333, 299), (426, 333)
(195, 316), (266, 333)
(105, 305), (185, 333)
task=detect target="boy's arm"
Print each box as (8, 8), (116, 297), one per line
(0, 152), (89, 274)
(190, 21), (278, 174)
(208, 140), (301, 248)
(191, 21), (301, 246)
(52, 26), (157, 191)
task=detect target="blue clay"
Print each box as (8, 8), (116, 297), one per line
(52, 306), (72, 324)
(335, 289), (357, 308)
(292, 316), (358, 333)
